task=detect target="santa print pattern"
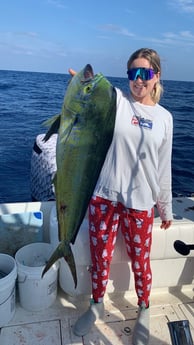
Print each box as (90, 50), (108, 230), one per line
(89, 195), (154, 307)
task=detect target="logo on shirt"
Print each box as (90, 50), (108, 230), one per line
(131, 115), (153, 129)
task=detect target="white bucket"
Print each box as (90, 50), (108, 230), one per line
(0, 253), (17, 327)
(15, 242), (59, 311)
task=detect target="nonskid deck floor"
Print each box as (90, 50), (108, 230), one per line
(0, 287), (193, 345)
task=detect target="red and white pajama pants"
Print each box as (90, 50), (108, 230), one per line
(89, 195), (154, 307)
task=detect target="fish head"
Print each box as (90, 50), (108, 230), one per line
(62, 64), (114, 123)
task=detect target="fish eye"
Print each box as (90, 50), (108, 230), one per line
(84, 84), (92, 93)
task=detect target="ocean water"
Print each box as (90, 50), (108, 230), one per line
(0, 69), (193, 203)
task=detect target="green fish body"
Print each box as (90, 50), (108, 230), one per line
(42, 64), (116, 287)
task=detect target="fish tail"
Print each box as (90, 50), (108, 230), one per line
(64, 244), (78, 288)
(41, 241), (77, 288)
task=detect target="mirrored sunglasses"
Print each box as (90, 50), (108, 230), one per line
(127, 67), (155, 81)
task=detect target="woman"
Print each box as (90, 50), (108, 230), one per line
(72, 48), (173, 345)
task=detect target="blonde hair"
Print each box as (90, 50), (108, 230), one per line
(127, 48), (163, 103)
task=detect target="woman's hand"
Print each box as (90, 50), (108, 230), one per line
(160, 220), (172, 230)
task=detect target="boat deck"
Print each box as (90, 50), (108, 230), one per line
(1, 286), (193, 345)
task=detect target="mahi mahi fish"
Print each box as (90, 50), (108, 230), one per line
(42, 64), (116, 287)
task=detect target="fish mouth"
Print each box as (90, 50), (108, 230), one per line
(83, 64), (94, 81)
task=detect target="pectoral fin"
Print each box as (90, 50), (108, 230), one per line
(43, 114), (61, 141)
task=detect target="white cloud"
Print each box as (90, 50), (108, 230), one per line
(98, 22), (194, 47)
(125, 8), (135, 15)
(100, 24), (135, 37)
(180, 30), (194, 38)
(169, 0), (194, 12)
(47, 0), (67, 9)
(163, 30), (194, 42)
(0, 31), (68, 58)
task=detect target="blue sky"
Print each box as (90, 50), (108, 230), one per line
(1, 0), (194, 81)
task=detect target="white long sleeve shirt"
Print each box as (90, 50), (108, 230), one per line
(94, 88), (173, 221)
